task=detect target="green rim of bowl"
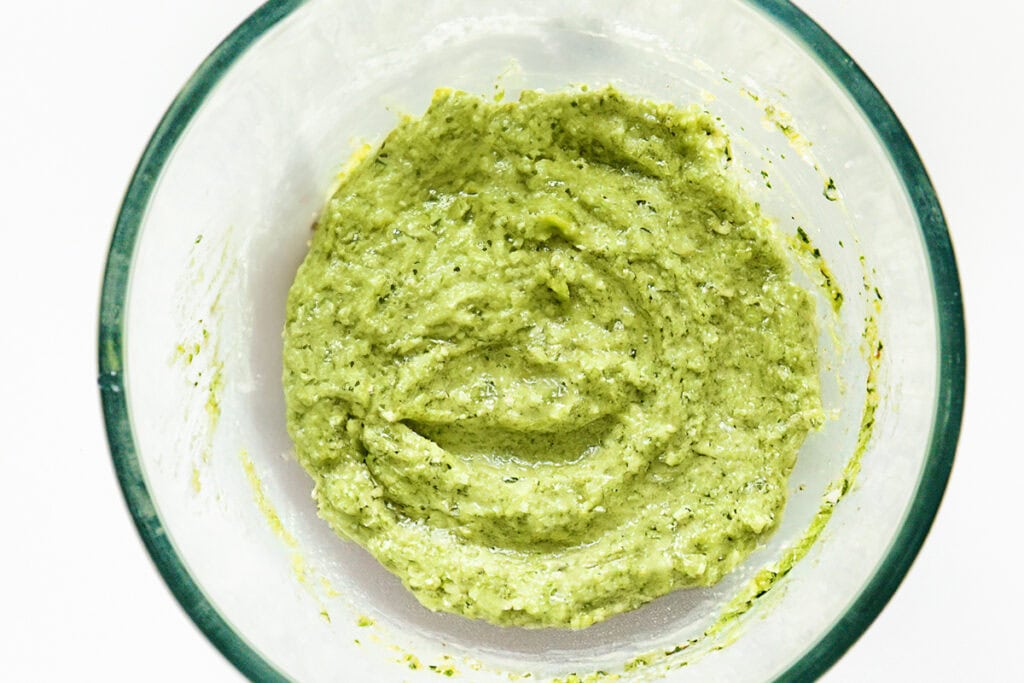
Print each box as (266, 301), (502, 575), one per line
(97, 1), (965, 681)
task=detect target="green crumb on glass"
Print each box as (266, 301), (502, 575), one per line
(356, 615), (374, 627)
(428, 663), (458, 677)
(204, 362), (224, 422)
(789, 228), (844, 313)
(239, 449), (298, 548)
(823, 177), (840, 201)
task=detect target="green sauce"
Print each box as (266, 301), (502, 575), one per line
(283, 87), (824, 628)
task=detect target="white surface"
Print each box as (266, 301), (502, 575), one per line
(0, 0), (1018, 680)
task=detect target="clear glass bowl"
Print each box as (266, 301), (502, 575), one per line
(99, 1), (964, 681)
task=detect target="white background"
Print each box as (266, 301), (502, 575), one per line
(1, 0), (1020, 680)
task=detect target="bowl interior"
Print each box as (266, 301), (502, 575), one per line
(106, 1), (954, 681)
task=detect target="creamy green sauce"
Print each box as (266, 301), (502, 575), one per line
(283, 87), (824, 628)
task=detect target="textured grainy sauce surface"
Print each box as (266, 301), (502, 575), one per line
(283, 87), (823, 628)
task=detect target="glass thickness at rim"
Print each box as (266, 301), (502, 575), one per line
(97, 1), (966, 681)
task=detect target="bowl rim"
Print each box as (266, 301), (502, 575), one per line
(97, 1), (965, 680)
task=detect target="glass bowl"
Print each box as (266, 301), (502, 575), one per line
(99, 1), (964, 680)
